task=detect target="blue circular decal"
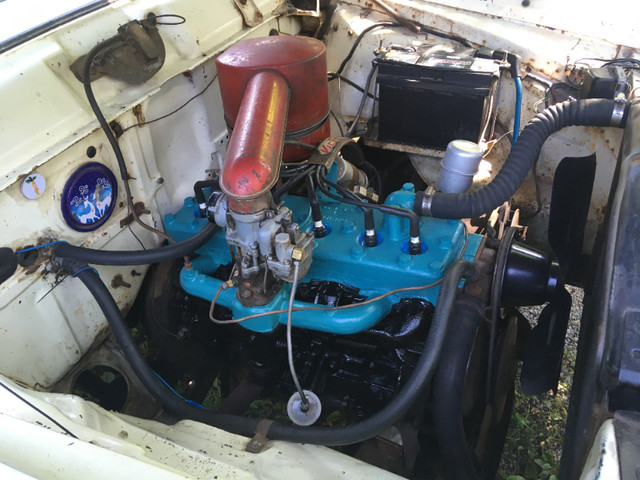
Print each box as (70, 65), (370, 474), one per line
(62, 163), (118, 232)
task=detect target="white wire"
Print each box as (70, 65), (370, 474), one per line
(286, 261), (308, 408)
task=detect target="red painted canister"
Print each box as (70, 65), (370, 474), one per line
(216, 36), (330, 163)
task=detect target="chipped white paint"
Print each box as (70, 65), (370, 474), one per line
(0, 376), (401, 479)
(579, 420), (621, 480)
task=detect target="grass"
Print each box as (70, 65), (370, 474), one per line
(497, 365), (573, 479)
(498, 286), (583, 479)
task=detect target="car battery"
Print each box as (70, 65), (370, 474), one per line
(376, 44), (502, 151)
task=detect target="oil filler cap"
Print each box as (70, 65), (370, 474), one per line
(62, 162), (117, 232)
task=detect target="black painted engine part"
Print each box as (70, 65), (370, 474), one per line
(501, 241), (560, 306)
(144, 271), (435, 424)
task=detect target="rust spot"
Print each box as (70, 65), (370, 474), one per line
(16, 234), (62, 276)
(119, 202), (150, 228)
(132, 104), (145, 125)
(131, 269), (142, 277)
(111, 274), (131, 289)
(110, 120), (123, 139)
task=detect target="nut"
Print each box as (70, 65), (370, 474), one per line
(291, 247), (305, 262)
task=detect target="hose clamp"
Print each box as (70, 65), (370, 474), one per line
(414, 186), (435, 216)
(611, 94), (627, 128)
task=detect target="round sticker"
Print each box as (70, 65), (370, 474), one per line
(21, 174), (46, 199)
(61, 163), (118, 232)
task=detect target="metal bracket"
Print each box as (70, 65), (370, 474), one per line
(245, 419), (274, 453)
(308, 137), (365, 170)
(273, 0), (320, 17)
(233, 0), (264, 27)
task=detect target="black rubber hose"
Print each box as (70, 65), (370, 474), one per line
(72, 264), (259, 436)
(194, 179), (219, 218)
(53, 222), (217, 266)
(194, 179), (219, 206)
(63, 257), (476, 446)
(0, 248), (18, 285)
(305, 175), (323, 223)
(433, 299), (484, 480)
(82, 37), (130, 182)
(419, 99), (629, 219)
(272, 168), (313, 204)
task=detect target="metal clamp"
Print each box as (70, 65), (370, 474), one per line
(414, 186), (436, 217)
(232, 0), (263, 27)
(611, 93), (627, 128)
(245, 419), (274, 453)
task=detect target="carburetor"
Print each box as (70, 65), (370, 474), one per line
(206, 35), (330, 306)
(211, 195), (313, 306)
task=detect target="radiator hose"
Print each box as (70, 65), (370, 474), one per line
(55, 254), (476, 446)
(414, 99), (629, 219)
(52, 222), (217, 265)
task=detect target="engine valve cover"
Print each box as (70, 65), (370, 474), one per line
(165, 184), (481, 334)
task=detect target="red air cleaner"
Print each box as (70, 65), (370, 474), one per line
(216, 36), (329, 213)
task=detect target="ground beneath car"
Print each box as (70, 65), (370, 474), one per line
(499, 286), (583, 480)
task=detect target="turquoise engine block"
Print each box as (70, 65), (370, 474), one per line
(165, 183), (481, 334)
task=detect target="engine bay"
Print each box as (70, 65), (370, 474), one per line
(1, 1), (639, 479)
